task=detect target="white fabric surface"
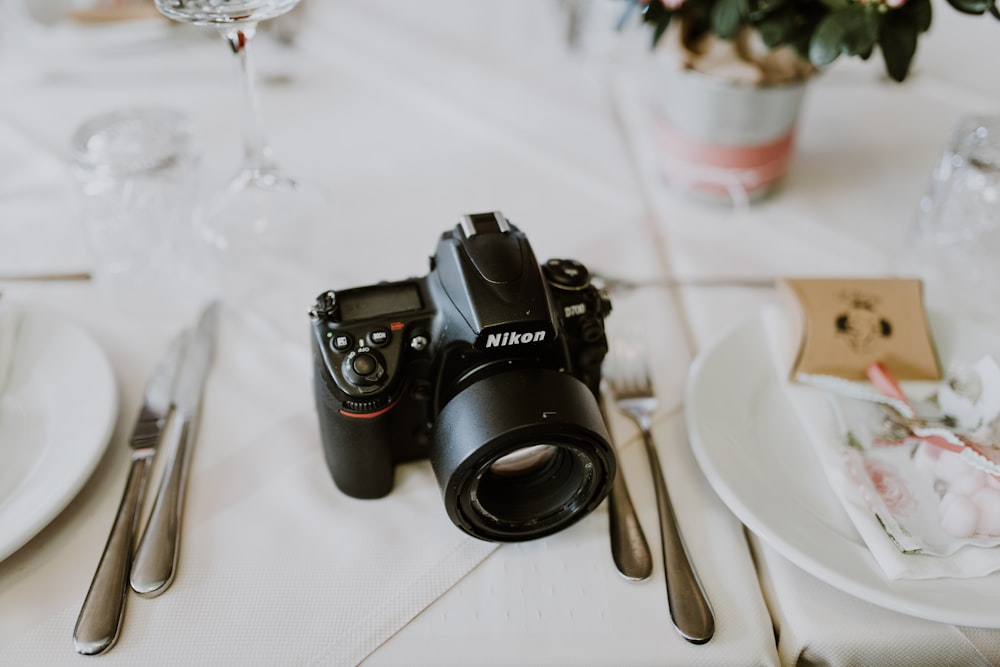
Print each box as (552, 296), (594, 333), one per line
(0, 299), (497, 665)
(5, 0), (1000, 664)
(753, 535), (1000, 667)
(0, 2), (779, 665)
(0, 116), (90, 278)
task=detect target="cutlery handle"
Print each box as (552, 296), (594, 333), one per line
(73, 455), (151, 655)
(641, 428), (715, 644)
(607, 468), (652, 580)
(131, 419), (194, 597)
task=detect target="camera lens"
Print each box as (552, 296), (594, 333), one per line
(430, 368), (615, 542)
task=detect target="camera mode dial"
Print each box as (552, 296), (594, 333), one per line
(544, 259), (590, 290)
(342, 349), (387, 388)
(311, 290), (339, 320)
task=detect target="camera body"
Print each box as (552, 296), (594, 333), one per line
(310, 212), (615, 541)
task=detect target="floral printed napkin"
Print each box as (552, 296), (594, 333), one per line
(815, 377), (1000, 556)
(763, 305), (1000, 579)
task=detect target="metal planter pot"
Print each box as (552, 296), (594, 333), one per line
(652, 66), (808, 204)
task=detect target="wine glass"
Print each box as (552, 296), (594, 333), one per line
(154, 0), (329, 335)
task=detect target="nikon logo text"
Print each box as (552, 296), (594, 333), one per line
(485, 331), (547, 348)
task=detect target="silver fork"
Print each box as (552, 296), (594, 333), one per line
(607, 345), (715, 644)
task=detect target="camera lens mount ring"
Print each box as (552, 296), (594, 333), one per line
(462, 437), (604, 538)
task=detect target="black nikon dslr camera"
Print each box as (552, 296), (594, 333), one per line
(310, 212), (616, 541)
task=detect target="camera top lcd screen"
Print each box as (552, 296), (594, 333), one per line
(339, 283), (423, 322)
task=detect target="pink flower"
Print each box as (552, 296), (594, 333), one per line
(865, 459), (915, 514)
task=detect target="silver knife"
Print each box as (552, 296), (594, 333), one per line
(130, 301), (219, 597)
(73, 332), (187, 655)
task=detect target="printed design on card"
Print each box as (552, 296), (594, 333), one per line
(834, 291), (893, 353)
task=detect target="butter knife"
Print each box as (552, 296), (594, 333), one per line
(73, 332), (186, 655)
(130, 301), (218, 597)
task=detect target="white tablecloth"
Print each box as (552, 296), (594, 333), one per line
(1, 1), (999, 665)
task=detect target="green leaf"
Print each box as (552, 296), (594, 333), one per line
(809, 13), (847, 66)
(907, 0), (934, 33)
(753, 0), (789, 14)
(809, 5), (878, 66)
(880, 13), (920, 81)
(841, 5), (880, 56)
(781, 2), (827, 56)
(946, 0), (992, 15)
(641, 1), (673, 46)
(683, 0), (714, 39)
(756, 12), (796, 48)
(651, 18), (671, 46)
(711, 0), (749, 38)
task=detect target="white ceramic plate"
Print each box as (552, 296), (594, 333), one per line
(685, 309), (1000, 628)
(0, 309), (117, 562)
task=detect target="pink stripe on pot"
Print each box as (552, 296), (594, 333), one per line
(652, 112), (796, 202)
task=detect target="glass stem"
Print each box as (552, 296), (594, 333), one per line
(221, 24), (277, 178)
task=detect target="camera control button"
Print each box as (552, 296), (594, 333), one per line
(410, 334), (429, 351)
(331, 334), (353, 351)
(369, 328), (390, 347)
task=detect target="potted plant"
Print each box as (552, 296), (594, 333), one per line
(632, 0), (999, 202)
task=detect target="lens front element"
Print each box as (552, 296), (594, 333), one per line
(488, 445), (557, 476)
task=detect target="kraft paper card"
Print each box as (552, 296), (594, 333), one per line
(779, 277), (941, 381)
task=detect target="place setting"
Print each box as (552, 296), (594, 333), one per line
(685, 273), (1000, 629)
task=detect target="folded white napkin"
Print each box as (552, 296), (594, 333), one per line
(0, 299), (22, 398)
(761, 305), (1000, 580)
